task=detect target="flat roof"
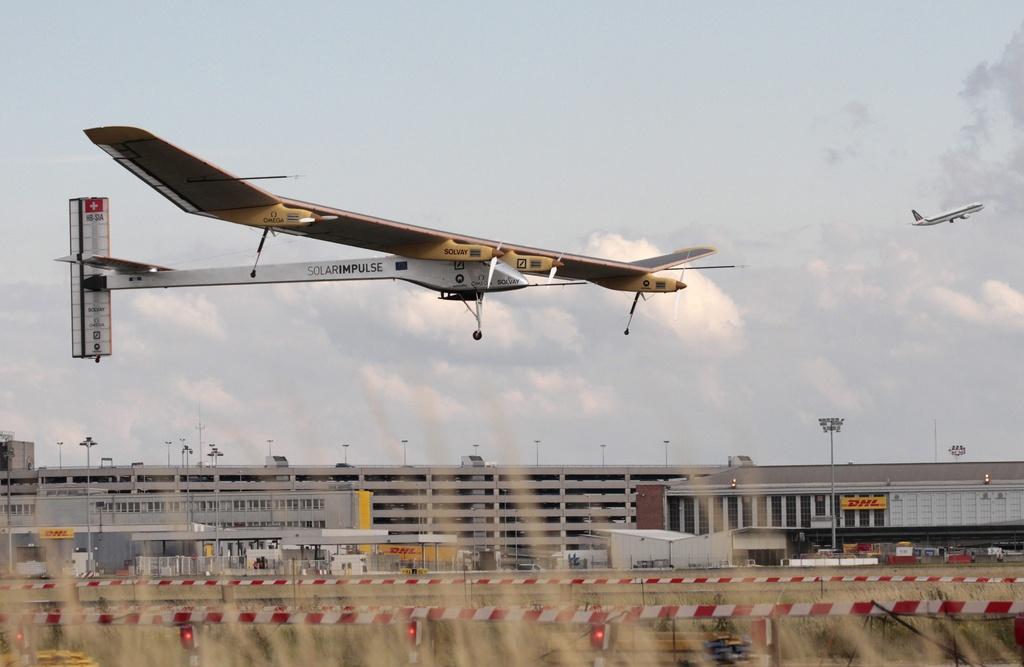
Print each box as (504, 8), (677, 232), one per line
(596, 529), (694, 542)
(132, 528), (456, 545)
(669, 460), (1024, 488)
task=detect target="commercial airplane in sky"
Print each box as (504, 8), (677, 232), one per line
(911, 202), (984, 226)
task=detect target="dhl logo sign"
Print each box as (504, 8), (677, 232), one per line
(379, 545), (422, 556)
(840, 496), (887, 510)
(40, 528), (75, 539)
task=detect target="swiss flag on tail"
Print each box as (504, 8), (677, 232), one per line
(84, 198), (105, 213)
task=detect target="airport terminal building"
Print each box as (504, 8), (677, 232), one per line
(6, 437), (1024, 570)
(642, 458), (1024, 549)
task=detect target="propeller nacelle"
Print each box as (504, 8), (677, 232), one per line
(499, 251), (563, 274)
(593, 274), (686, 293)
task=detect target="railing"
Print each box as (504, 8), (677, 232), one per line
(135, 556), (406, 577)
(135, 556), (252, 577)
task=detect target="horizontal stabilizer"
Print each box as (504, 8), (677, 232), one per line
(56, 254), (172, 273)
(630, 246), (718, 272)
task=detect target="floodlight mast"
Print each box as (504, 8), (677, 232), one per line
(818, 417), (844, 552)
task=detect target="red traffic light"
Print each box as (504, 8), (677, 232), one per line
(179, 624), (196, 650)
(589, 624), (609, 650)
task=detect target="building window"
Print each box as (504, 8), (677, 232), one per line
(785, 496), (796, 527)
(712, 498), (724, 532)
(843, 510), (855, 527)
(682, 498), (695, 533)
(874, 509), (885, 527)
(727, 496), (739, 529)
(800, 496), (811, 528)
(814, 495), (826, 516)
(741, 496), (753, 527)
(756, 496), (768, 526)
(770, 497), (782, 527)
(668, 498), (681, 532)
(697, 498), (709, 535)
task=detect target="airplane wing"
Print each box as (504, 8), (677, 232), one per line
(84, 126), (716, 281)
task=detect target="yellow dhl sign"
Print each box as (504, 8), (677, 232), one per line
(40, 528), (75, 539)
(840, 496), (887, 510)
(380, 545), (423, 556)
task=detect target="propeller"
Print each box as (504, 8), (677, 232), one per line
(486, 242), (503, 288)
(673, 268), (684, 321)
(547, 254), (564, 285)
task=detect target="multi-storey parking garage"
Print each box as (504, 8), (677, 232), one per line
(1, 444), (717, 564)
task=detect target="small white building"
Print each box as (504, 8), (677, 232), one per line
(601, 528), (789, 569)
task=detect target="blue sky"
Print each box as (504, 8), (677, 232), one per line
(3, 2), (1024, 468)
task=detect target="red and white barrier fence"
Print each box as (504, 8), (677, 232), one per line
(1, 601), (1023, 626)
(2, 574), (1023, 591)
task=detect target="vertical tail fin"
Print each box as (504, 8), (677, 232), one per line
(912, 210), (924, 222)
(69, 197), (113, 362)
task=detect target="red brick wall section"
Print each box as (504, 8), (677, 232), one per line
(635, 484), (666, 529)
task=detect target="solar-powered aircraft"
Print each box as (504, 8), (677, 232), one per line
(65, 127), (727, 360)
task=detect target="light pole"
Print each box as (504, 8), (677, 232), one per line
(57, 441), (64, 468)
(3, 439), (13, 575)
(266, 439), (274, 459)
(342, 444), (349, 465)
(181, 444), (193, 524)
(818, 417), (844, 552)
(534, 440), (540, 467)
(601, 444), (607, 467)
(164, 441), (172, 467)
(79, 437), (99, 573)
(208, 446), (223, 560)
(402, 439), (409, 466)
(663, 440), (669, 467)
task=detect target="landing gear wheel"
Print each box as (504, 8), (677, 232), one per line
(624, 329), (630, 336)
(473, 330), (483, 341)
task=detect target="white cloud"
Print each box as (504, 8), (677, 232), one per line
(584, 232), (744, 352)
(173, 377), (244, 414)
(526, 369), (614, 417)
(359, 364), (468, 418)
(800, 357), (870, 414)
(928, 280), (1024, 331)
(132, 293), (226, 340)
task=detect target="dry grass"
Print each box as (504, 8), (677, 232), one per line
(4, 568), (1024, 665)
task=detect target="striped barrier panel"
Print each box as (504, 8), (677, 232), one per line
(1, 601), (1023, 626)
(1, 574), (1022, 590)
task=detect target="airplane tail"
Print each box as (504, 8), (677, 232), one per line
(912, 210), (924, 222)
